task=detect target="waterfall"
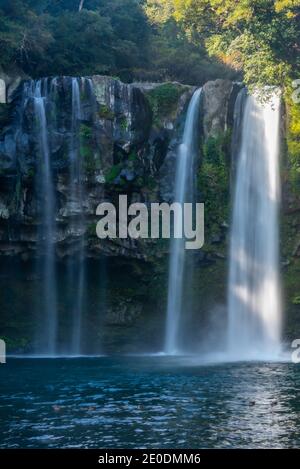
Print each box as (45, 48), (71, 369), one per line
(164, 88), (201, 355)
(21, 77), (96, 355)
(227, 90), (281, 359)
(68, 77), (86, 355)
(25, 79), (58, 354)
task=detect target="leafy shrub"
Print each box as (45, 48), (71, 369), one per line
(146, 83), (187, 126)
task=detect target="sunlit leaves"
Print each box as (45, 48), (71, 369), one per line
(171, 0), (299, 88)
(144, 0), (175, 24)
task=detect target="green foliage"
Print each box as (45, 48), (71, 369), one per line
(87, 222), (97, 238)
(26, 167), (35, 179)
(0, 1), (53, 71)
(128, 151), (137, 162)
(171, 0), (300, 92)
(144, 1), (237, 85)
(145, 175), (157, 190)
(146, 83), (187, 126)
(203, 130), (231, 164)
(119, 116), (128, 131)
(0, 335), (29, 350)
(8, 175), (22, 213)
(80, 144), (92, 160)
(0, 0), (151, 78)
(105, 163), (122, 183)
(79, 123), (92, 140)
(3, 1), (299, 91)
(80, 145), (99, 175)
(292, 295), (300, 305)
(145, 0), (175, 24)
(198, 131), (231, 240)
(0, 1), (236, 85)
(281, 206), (300, 338)
(285, 83), (300, 191)
(79, 123), (100, 174)
(98, 104), (114, 120)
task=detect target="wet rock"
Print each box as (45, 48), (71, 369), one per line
(202, 79), (233, 139)
(0, 75), (235, 261)
(105, 300), (142, 325)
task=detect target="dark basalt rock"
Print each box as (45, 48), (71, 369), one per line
(0, 74), (195, 260)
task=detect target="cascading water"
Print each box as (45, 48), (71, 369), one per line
(25, 79), (58, 355)
(68, 77), (87, 355)
(227, 89), (281, 359)
(164, 88), (201, 355)
(21, 77), (96, 355)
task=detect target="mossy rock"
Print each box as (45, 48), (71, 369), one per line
(145, 83), (188, 127)
(198, 130), (231, 243)
(79, 123), (93, 140)
(98, 104), (114, 120)
(284, 86), (300, 191)
(104, 163), (122, 183)
(79, 123), (101, 174)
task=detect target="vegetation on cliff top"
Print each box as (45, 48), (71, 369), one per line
(0, 0), (233, 85)
(145, 82), (188, 126)
(1, 1), (299, 95)
(165, 0), (300, 186)
(169, 1), (300, 90)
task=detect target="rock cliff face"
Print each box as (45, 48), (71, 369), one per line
(0, 75), (202, 352)
(0, 76), (196, 261)
(0, 76), (264, 353)
(202, 79), (233, 139)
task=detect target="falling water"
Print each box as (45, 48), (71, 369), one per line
(69, 77), (86, 355)
(27, 79), (58, 354)
(22, 77), (96, 355)
(228, 90), (281, 359)
(164, 88), (202, 355)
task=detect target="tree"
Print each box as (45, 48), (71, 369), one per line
(0, 1), (53, 70)
(171, 0), (300, 90)
(0, 0), (238, 84)
(144, 0), (175, 23)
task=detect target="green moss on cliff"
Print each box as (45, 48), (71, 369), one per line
(198, 130), (231, 246)
(145, 83), (188, 127)
(281, 205), (300, 340)
(80, 123), (92, 140)
(105, 163), (122, 183)
(119, 116), (128, 131)
(87, 222), (97, 238)
(98, 104), (114, 120)
(285, 86), (300, 191)
(79, 123), (101, 174)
